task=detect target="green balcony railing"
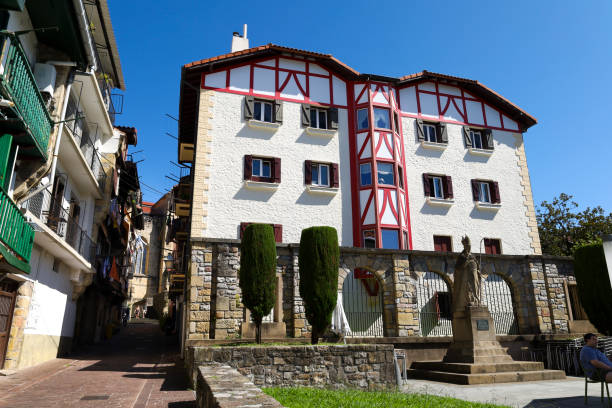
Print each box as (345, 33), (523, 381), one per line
(0, 188), (34, 263)
(0, 33), (53, 160)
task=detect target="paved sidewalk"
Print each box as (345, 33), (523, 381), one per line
(0, 322), (195, 407)
(403, 377), (610, 407)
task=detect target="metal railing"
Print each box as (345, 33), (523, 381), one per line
(0, 188), (34, 261)
(22, 188), (95, 263)
(419, 312), (453, 337)
(344, 311), (384, 337)
(65, 95), (107, 191)
(0, 33), (53, 159)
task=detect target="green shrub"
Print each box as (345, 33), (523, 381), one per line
(298, 226), (339, 344)
(573, 241), (612, 335)
(239, 224), (277, 344)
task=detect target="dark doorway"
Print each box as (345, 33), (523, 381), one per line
(0, 280), (18, 369)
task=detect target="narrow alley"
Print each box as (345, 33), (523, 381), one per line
(0, 322), (195, 408)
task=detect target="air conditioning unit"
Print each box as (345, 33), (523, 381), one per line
(33, 63), (56, 103)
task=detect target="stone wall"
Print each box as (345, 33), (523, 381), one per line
(186, 238), (577, 342)
(188, 344), (396, 390)
(3, 281), (33, 369)
(196, 365), (283, 408)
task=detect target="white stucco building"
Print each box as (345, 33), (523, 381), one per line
(177, 34), (541, 256)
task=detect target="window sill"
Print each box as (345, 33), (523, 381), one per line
(305, 127), (336, 137)
(421, 140), (448, 151)
(306, 185), (339, 195)
(426, 197), (454, 207)
(468, 147), (494, 156)
(247, 120), (281, 131)
(475, 201), (501, 211)
(244, 180), (279, 191)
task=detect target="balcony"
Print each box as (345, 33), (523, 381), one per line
(0, 33), (53, 160)
(0, 188), (34, 273)
(62, 96), (107, 195)
(22, 188), (95, 265)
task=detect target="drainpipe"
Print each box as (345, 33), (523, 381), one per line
(18, 70), (75, 204)
(71, 0), (97, 72)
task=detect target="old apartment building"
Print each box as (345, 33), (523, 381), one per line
(0, 0), (143, 369)
(167, 30), (601, 347)
(177, 31), (540, 255)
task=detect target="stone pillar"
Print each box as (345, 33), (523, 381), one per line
(527, 259), (553, 334)
(392, 255), (419, 337)
(187, 242), (213, 340)
(212, 243), (241, 340)
(542, 259), (570, 333)
(4, 281), (33, 369)
(291, 247), (310, 338)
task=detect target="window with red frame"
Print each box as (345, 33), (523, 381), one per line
(484, 238), (501, 254)
(240, 223), (282, 243)
(433, 236), (452, 252)
(244, 155), (281, 183)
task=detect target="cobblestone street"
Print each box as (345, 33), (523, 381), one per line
(0, 321), (195, 407)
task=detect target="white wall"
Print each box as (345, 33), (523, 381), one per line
(7, 9), (37, 68)
(25, 246), (77, 338)
(205, 91), (353, 245)
(402, 117), (533, 254)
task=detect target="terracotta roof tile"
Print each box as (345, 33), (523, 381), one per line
(115, 126), (138, 146)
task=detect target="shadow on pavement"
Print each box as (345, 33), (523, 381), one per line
(525, 395), (611, 407)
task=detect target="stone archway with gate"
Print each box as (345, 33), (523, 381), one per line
(341, 269), (384, 337)
(481, 273), (519, 334)
(415, 271), (453, 337)
(338, 252), (396, 337)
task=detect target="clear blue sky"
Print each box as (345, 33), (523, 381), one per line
(109, 0), (611, 213)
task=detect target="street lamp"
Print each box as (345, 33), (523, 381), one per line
(164, 254), (174, 270)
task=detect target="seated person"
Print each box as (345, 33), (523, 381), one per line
(580, 333), (612, 382)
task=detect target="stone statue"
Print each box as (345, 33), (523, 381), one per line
(452, 236), (482, 313)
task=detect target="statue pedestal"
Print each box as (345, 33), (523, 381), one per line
(409, 306), (566, 384)
(443, 306), (512, 364)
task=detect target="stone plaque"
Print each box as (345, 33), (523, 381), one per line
(476, 319), (489, 331)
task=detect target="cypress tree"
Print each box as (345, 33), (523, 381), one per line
(239, 224), (277, 344)
(298, 226), (340, 344)
(573, 241), (612, 335)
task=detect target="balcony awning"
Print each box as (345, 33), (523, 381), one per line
(0, 242), (30, 274)
(27, 0), (89, 70)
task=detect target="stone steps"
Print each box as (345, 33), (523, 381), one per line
(411, 361), (545, 374)
(407, 368), (566, 385)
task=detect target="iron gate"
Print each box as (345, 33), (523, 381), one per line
(416, 272), (453, 336)
(342, 270), (384, 337)
(481, 273), (519, 334)
(0, 281), (18, 369)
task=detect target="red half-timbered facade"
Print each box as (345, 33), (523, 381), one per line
(179, 44), (538, 253)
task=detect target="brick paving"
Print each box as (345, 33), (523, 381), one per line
(0, 321), (195, 407)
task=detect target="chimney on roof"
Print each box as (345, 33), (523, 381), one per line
(231, 24), (249, 53)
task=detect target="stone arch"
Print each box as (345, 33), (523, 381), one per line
(480, 271), (520, 334)
(415, 271), (453, 337)
(338, 252), (395, 337)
